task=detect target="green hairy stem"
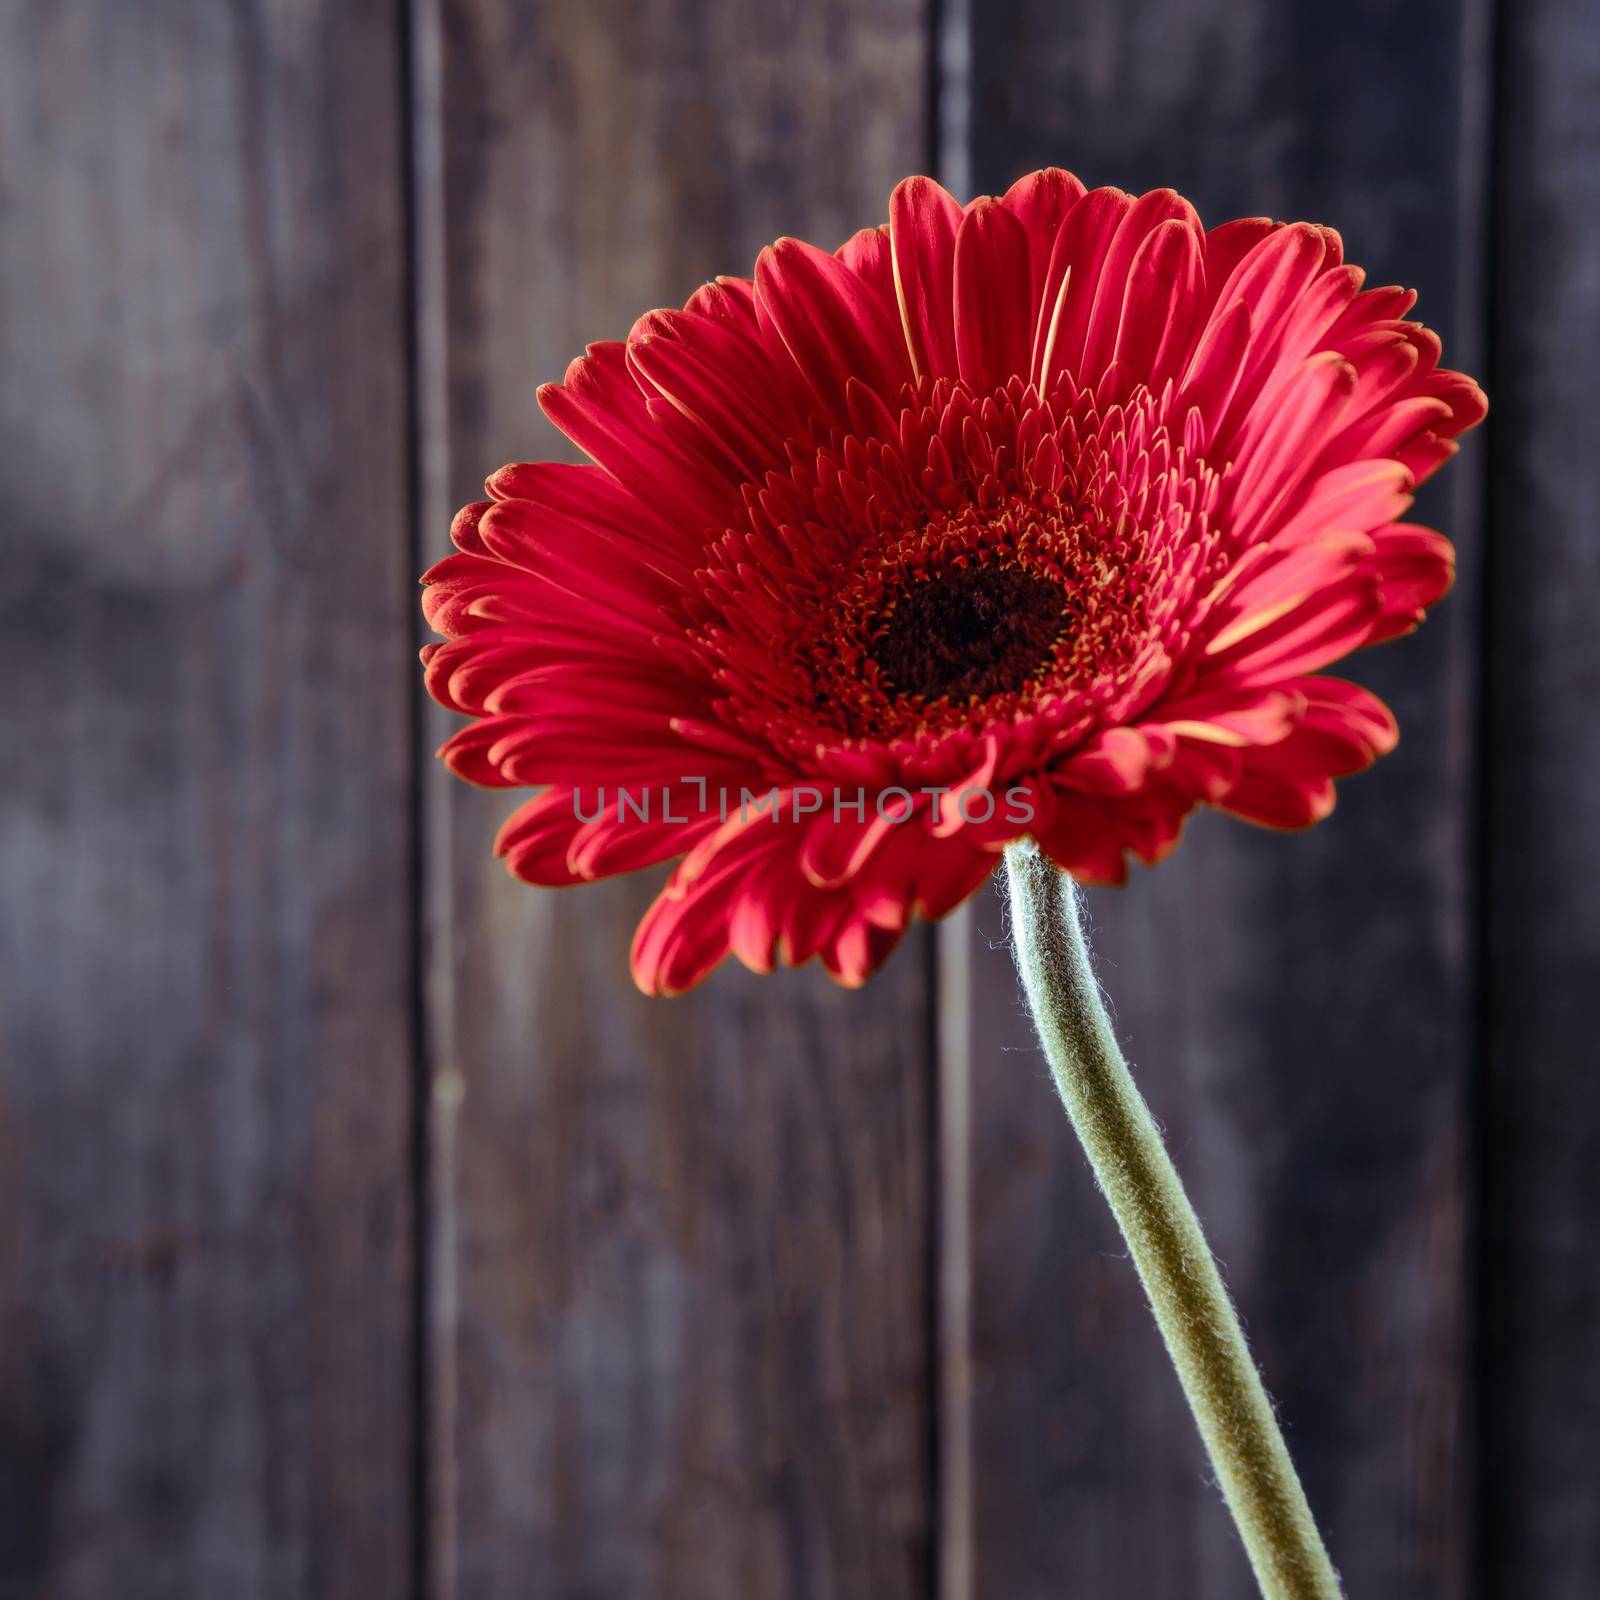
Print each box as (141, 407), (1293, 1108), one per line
(1003, 840), (1342, 1600)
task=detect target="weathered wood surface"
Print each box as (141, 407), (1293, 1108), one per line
(0, 2), (417, 1597)
(1482, 2), (1600, 1593)
(415, 2), (933, 1596)
(3, 0), (1598, 1595)
(954, 4), (1491, 1596)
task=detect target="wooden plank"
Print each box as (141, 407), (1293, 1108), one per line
(0, 3), (416, 1597)
(1482, 4), (1600, 1593)
(414, 2), (933, 1595)
(951, 5), (1492, 1595)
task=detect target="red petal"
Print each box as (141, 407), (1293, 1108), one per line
(1202, 559), (1381, 686)
(999, 166), (1087, 309)
(1080, 189), (1200, 386)
(1055, 727), (1162, 794)
(423, 632), (538, 715)
(495, 790), (587, 885)
(538, 343), (737, 532)
(1174, 298), (1253, 444)
(889, 176), (964, 381)
(1219, 766), (1336, 828)
(821, 915), (909, 988)
(626, 308), (800, 477)
(1367, 523), (1455, 642)
(1140, 685), (1303, 748)
(565, 804), (723, 882)
(1200, 218), (1278, 316)
(479, 501), (690, 609)
(1201, 530), (1373, 651)
(1111, 216), (1205, 394)
(1210, 222), (1328, 337)
(1216, 677), (1397, 829)
(437, 717), (525, 787)
(485, 461), (684, 557)
(800, 809), (900, 889)
(1272, 459), (1415, 548)
(754, 236), (913, 422)
(1229, 352), (1360, 539)
(954, 198), (1034, 393)
(1033, 186), (1134, 390)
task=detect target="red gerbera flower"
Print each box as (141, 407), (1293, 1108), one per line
(422, 170), (1485, 995)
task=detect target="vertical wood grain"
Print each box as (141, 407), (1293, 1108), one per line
(0, 3), (417, 1596)
(1482, 3), (1600, 1593)
(414, 2), (933, 1595)
(948, 5), (1492, 1595)
(4, 2), (1595, 1595)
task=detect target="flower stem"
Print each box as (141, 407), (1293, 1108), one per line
(1003, 840), (1342, 1599)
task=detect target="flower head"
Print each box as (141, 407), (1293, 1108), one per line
(422, 170), (1485, 994)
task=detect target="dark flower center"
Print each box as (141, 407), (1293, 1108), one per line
(867, 565), (1071, 703)
(686, 376), (1224, 755)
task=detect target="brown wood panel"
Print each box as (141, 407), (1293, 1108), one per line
(0, 3), (417, 1597)
(949, 5), (1492, 1596)
(414, 2), (933, 1596)
(1483, 3), (1600, 1593)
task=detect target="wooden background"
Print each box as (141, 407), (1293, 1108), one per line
(2, 0), (1595, 1596)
